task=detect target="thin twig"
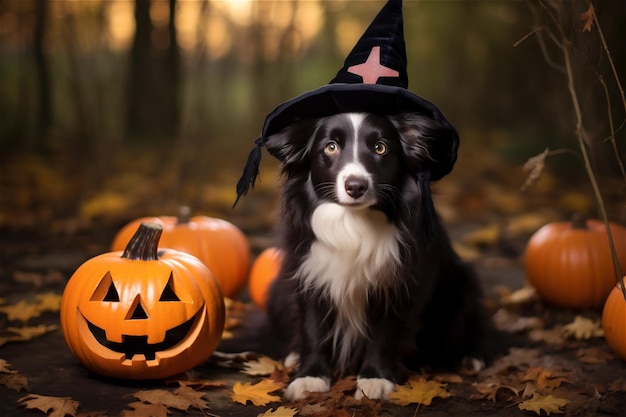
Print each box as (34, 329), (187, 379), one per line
(557, 10), (625, 299)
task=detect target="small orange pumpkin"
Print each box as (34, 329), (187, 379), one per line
(62, 222), (225, 380)
(248, 247), (283, 310)
(111, 207), (250, 298)
(602, 282), (626, 361)
(524, 214), (626, 310)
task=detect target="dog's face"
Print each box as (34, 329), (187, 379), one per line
(308, 113), (403, 208)
(265, 112), (444, 212)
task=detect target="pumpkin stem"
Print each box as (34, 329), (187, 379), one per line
(177, 206), (192, 224)
(571, 212), (588, 230)
(121, 222), (163, 261)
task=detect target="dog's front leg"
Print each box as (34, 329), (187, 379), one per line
(355, 319), (400, 400)
(284, 297), (333, 401)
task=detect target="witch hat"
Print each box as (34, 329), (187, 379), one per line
(234, 0), (459, 205)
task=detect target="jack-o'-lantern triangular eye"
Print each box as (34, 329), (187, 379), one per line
(91, 271), (120, 302)
(159, 272), (181, 302)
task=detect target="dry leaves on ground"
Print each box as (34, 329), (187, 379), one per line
(387, 376), (452, 406)
(518, 392), (569, 415)
(258, 406), (299, 417)
(231, 379), (284, 406)
(19, 394), (80, 417)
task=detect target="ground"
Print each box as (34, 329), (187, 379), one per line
(1, 213), (624, 417)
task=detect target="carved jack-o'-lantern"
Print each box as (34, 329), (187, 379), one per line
(60, 223), (225, 380)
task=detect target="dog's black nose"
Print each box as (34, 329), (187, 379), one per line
(345, 176), (368, 199)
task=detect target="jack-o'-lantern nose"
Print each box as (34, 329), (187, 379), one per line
(126, 295), (148, 320)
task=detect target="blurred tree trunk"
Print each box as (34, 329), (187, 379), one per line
(33, 0), (51, 146)
(126, 0), (180, 140)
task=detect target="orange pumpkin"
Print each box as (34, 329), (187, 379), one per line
(111, 207), (250, 298)
(249, 247), (283, 310)
(524, 215), (626, 310)
(61, 222), (225, 380)
(602, 282), (626, 361)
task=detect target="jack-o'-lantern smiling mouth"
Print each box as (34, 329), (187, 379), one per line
(75, 307), (206, 363)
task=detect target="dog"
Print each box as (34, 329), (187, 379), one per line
(243, 111), (486, 401)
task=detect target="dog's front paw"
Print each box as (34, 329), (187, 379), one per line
(285, 377), (331, 401)
(461, 356), (485, 374)
(355, 377), (395, 400)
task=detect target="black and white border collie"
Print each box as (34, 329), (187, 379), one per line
(260, 112), (485, 401)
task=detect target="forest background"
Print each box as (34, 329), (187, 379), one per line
(1, 0), (625, 237)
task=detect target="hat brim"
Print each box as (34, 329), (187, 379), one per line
(261, 83), (459, 181)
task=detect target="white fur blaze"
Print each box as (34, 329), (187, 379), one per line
(355, 377), (396, 400)
(285, 377), (331, 400)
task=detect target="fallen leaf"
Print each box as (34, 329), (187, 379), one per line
(561, 316), (603, 340)
(242, 356), (282, 376)
(167, 376), (227, 390)
(298, 403), (327, 416)
(576, 346), (614, 364)
(0, 300), (42, 323)
(1, 324), (59, 346)
(19, 394), (80, 417)
(13, 272), (44, 287)
(388, 377), (451, 406)
(528, 327), (565, 345)
(0, 371), (29, 391)
(471, 381), (519, 402)
(35, 293), (63, 312)
(231, 379), (283, 406)
(77, 411), (108, 417)
(462, 224), (500, 247)
(258, 406), (299, 417)
(172, 386), (210, 410)
(331, 375), (357, 393)
(518, 392), (568, 415)
(521, 367), (571, 392)
(492, 308), (543, 333)
(120, 401), (168, 417)
(505, 213), (553, 236)
(580, 4), (594, 32)
(500, 286), (538, 305)
(433, 373), (463, 384)
(0, 358), (15, 373)
(130, 388), (198, 411)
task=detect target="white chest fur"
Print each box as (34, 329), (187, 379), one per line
(297, 202), (401, 366)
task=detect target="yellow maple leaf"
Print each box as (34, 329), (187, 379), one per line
(0, 300), (42, 323)
(19, 394), (80, 417)
(35, 293), (63, 312)
(231, 379), (283, 406)
(242, 356), (282, 376)
(388, 377), (451, 406)
(258, 406), (299, 417)
(522, 367), (571, 391)
(518, 392), (568, 415)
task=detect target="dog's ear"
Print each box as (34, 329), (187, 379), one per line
(265, 119), (318, 170)
(391, 114), (455, 244)
(389, 113), (457, 180)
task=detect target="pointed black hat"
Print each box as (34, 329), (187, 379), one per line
(235, 0), (459, 205)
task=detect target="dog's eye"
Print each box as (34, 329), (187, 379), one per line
(324, 141), (340, 155)
(373, 141), (387, 155)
